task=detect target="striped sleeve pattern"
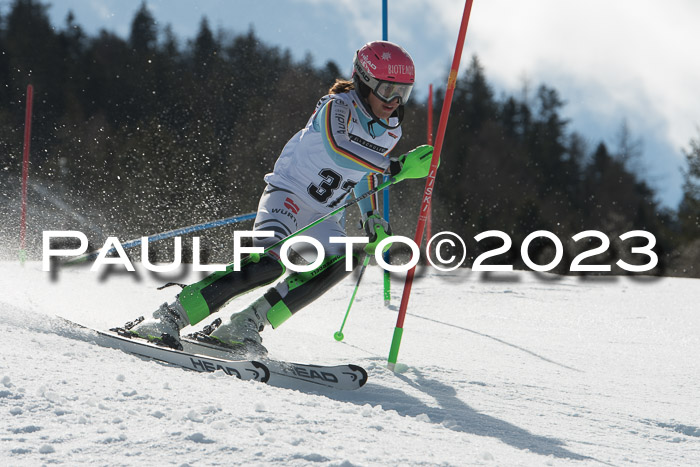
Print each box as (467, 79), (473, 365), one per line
(317, 99), (390, 173)
(354, 172), (379, 216)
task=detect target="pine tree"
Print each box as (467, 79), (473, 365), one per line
(193, 17), (217, 80)
(129, 1), (157, 54)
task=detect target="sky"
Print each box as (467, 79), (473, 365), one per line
(31, 0), (700, 208)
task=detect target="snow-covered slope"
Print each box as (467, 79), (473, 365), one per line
(1, 261), (699, 466)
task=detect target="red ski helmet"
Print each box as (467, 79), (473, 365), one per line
(353, 41), (415, 105)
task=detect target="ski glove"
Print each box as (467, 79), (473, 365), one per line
(385, 144), (436, 182)
(363, 213), (392, 255)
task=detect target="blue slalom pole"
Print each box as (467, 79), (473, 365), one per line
(382, 0), (392, 307)
(65, 211), (256, 265)
(382, 0), (388, 40)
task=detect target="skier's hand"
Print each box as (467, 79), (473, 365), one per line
(386, 145), (436, 182)
(387, 156), (404, 177)
(363, 214), (392, 255)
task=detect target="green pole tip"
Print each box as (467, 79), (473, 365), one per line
(333, 331), (344, 342)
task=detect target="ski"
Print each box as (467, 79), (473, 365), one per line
(58, 318), (269, 382)
(181, 335), (369, 391)
(57, 318), (368, 390)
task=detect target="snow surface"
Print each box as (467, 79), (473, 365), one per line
(1, 261), (699, 466)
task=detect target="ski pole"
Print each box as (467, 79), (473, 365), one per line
(334, 253), (371, 341)
(181, 177), (398, 295)
(175, 180), (400, 322)
(253, 146), (435, 265)
(177, 153), (433, 320)
(249, 177), (394, 269)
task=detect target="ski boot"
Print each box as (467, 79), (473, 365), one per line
(191, 296), (271, 357)
(126, 301), (190, 350)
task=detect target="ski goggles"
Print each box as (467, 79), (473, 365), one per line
(372, 80), (413, 105)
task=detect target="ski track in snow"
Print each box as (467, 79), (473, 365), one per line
(1, 262), (699, 466)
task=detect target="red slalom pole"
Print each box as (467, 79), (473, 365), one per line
(387, 0), (475, 371)
(426, 83), (434, 241)
(20, 84), (34, 264)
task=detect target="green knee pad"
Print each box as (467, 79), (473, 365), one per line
(178, 254), (285, 325)
(263, 254), (359, 328)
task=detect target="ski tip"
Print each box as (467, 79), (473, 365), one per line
(349, 364), (368, 387)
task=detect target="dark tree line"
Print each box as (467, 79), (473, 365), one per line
(406, 56), (690, 276)
(1, 0), (698, 276)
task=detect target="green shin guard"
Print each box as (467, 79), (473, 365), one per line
(262, 254), (359, 329)
(178, 254), (285, 325)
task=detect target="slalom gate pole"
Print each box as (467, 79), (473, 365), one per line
(65, 211), (257, 265)
(426, 84), (434, 241)
(382, 0), (388, 40)
(334, 253), (371, 342)
(19, 84), (34, 266)
(387, 0), (475, 372)
(382, 0), (392, 307)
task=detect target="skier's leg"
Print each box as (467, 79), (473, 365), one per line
(177, 254), (285, 324)
(127, 188), (305, 348)
(209, 252), (359, 347)
(209, 208), (356, 347)
(127, 254), (286, 348)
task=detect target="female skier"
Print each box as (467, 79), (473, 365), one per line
(125, 41), (434, 353)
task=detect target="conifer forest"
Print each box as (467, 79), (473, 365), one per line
(1, 0), (698, 277)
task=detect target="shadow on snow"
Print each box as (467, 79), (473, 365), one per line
(325, 364), (594, 462)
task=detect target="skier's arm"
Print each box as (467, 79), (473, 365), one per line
(315, 99), (391, 173)
(353, 172), (380, 217)
(353, 172), (392, 254)
(352, 144), (436, 233)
